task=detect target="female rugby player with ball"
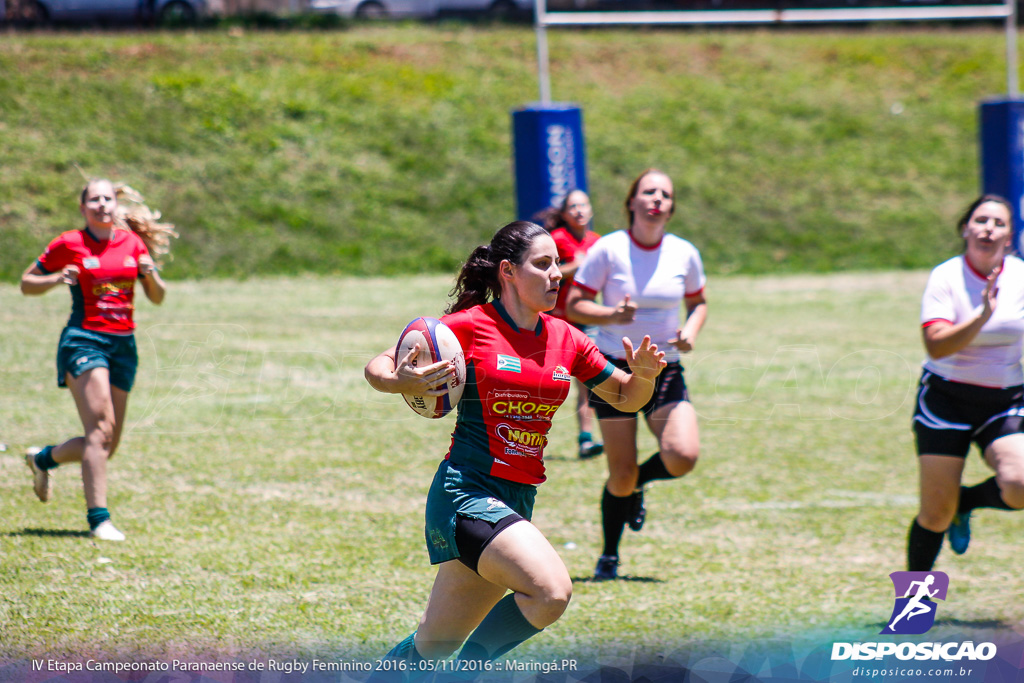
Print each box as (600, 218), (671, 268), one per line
(21, 179), (174, 542)
(908, 194), (1024, 570)
(566, 168), (707, 581)
(365, 221), (666, 667)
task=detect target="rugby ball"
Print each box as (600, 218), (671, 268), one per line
(396, 317), (466, 419)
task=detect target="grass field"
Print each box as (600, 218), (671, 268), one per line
(3, 271), (1023, 677)
(0, 26), (1006, 280)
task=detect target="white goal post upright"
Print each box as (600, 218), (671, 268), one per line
(532, 0), (1019, 102)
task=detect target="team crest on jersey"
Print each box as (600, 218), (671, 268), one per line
(552, 365), (571, 382)
(496, 355), (521, 373)
(82, 257), (100, 270)
(123, 256), (137, 268)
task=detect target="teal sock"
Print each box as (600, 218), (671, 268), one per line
(86, 507), (110, 531)
(578, 431), (592, 444)
(36, 445), (59, 471)
(385, 632), (424, 663)
(457, 593), (542, 662)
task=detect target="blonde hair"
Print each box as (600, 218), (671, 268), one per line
(81, 179), (179, 267)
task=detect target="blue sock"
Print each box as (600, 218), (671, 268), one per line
(457, 593), (542, 663)
(86, 507), (110, 531)
(35, 445), (59, 471)
(578, 431), (592, 444)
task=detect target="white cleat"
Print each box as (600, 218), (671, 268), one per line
(25, 447), (52, 503)
(90, 520), (126, 542)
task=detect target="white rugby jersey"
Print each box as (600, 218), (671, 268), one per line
(921, 254), (1024, 388)
(574, 229), (706, 362)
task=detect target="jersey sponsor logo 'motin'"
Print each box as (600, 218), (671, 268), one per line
(881, 571), (948, 635)
(495, 423), (546, 458)
(92, 280), (135, 296)
(496, 354), (521, 373)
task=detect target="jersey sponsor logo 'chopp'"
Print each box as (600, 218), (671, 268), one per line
(496, 355), (521, 373)
(881, 571), (948, 635)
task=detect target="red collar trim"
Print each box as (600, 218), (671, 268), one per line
(628, 229), (662, 251)
(964, 255), (1003, 281)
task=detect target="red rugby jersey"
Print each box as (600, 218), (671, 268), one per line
(549, 227), (600, 321)
(37, 228), (150, 335)
(441, 300), (613, 485)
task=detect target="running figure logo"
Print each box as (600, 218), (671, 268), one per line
(880, 571), (949, 635)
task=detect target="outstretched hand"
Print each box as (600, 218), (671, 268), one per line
(981, 270), (999, 320)
(667, 328), (695, 353)
(621, 335), (667, 382)
(392, 343), (455, 397)
(609, 294), (638, 325)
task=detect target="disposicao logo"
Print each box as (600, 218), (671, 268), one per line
(831, 571), (997, 663)
(881, 571), (948, 635)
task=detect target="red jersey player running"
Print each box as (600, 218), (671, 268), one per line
(542, 189), (605, 459)
(365, 221), (666, 669)
(21, 179), (175, 542)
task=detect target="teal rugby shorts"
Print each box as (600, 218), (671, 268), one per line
(57, 326), (139, 392)
(424, 460), (537, 565)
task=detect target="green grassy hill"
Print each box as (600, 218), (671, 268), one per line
(0, 25), (1007, 279)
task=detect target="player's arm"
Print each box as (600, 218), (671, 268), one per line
(138, 255), (166, 305)
(20, 263), (76, 296)
(670, 291), (707, 353)
(558, 257), (582, 280)
(566, 286), (637, 326)
(923, 270), (996, 359)
(365, 345), (454, 396)
(590, 336), (667, 413)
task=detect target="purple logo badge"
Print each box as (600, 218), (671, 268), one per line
(880, 571), (949, 635)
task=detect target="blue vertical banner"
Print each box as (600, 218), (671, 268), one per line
(511, 103), (588, 222)
(980, 99), (1024, 253)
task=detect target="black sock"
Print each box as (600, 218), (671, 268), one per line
(636, 452), (673, 487)
(601, 487), (632, 557)
(959, 477), (1013, 513)
(907, 519), (944, 571)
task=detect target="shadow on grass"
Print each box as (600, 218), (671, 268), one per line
(572, 575), (665, 584)
(7, 528), (90, 538)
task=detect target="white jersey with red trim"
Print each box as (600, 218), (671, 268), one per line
(573, 229), (706, 362)
(921, 254), (1024, 388)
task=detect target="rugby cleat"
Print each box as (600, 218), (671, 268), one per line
(578, 439), (604, 460)
(25, 447), (52, 503)
(947, 512), (971, 555)
(627, 488), (646, 531)
(594, 555), (619, 580)
(90, 521), (126, 542)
